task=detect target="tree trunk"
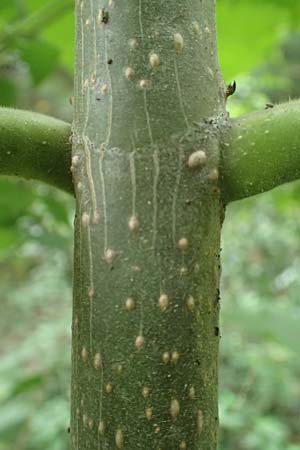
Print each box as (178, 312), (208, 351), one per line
(71, 0), (226, 449)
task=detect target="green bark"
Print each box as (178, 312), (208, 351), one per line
(221, 100), (300, 203)
(0, 108), (72, 193)
(71, 1), (226, 449)
(0, 0), (73, 51)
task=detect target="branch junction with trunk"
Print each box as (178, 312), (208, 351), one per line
(1, 101), (300, 203)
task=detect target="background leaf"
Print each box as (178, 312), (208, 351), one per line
(18, 38), (60, 84)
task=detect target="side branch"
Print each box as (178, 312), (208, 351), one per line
(221, 100), (300, 203)
(0, 108), (73, 194)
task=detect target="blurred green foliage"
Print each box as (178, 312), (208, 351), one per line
(0, 1), (299, 449)
(220, 183), (300, 450)
(0, 180), (73, 450)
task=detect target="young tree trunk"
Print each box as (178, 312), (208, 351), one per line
(71, 1), (227, 449)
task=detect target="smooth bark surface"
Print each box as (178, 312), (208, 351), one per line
(71, 1), (226, 449)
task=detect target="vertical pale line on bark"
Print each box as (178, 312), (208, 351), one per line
(74, 2), (79, 118)
(78, 204), (83, 303)
(83, 84), (90, 136)
(80, 3), (85, 96)
(75, 197), (83, 450)
(172, 146), (184, 246)
(139, 296), (144, 338)
(143, 90), (153, 145)
(129, 149), (137, 216)
(152, 147), (159, 250)
(180, 252), (185, 273)
(89, 0), (97, 76)
(76, 413), (79, 450)
(99, 154), (108, 251)
(142, 88), (158, 251)
(138, 0), (153, 145)
(80, 4), (96, 352)
(104, 31), (113, 146)
(139, 0), (158, 252)
(174, 58), (189, 128)
(74, 313), (79, 450)
(138, 0), (144, 42)
(96, 26), (112, 253)
(87, 225), (94, 352)
(82, 85), (99, 223)
(83, 136), (99, 222)
(97, 370), (104, 450)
